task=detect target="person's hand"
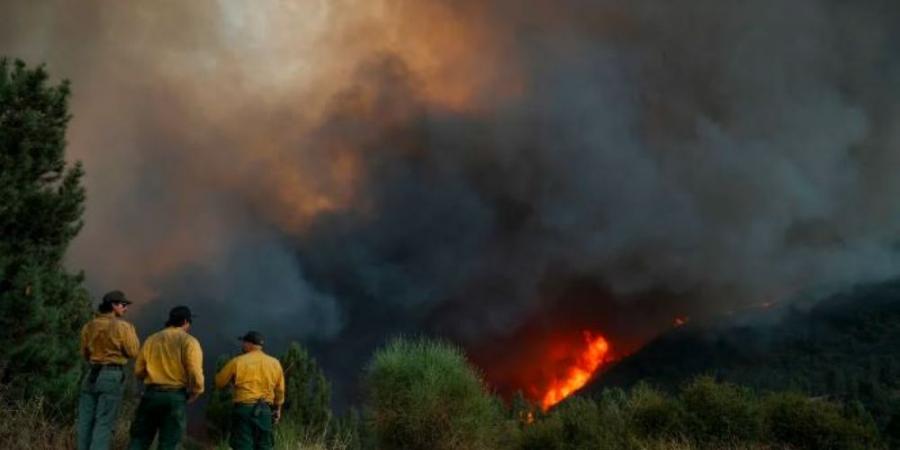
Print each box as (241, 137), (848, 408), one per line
(187, 392), (201, 404)
(273, 408), (282, 424)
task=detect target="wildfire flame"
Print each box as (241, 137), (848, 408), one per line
(539, 331), (610, 410)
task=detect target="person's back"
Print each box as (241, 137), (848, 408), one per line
(137, 327), (203, 390)
(77, 290), (139, 450)
(81, 313), (139, 366)
(215, 331), (285, 450)
(224, 350), (284, 404)
(128, 306), (203, 450)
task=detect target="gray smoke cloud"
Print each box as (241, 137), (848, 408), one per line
(3, 0), (900, 398)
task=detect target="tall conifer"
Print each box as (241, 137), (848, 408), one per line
(0, 58), (91, 415)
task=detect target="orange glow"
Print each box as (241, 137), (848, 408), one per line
(673, 316), (688, 327)
(539, 331), (610, 410)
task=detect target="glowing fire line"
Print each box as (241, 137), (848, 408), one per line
(539, 332), (610, 410)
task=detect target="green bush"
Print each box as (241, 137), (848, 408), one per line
(363, 337), (503, 450)
(679, 376), (762, 443)
(625, 383), (685, 440)
(762, 392), (880, 449)
(281, 343), (333, 435)
(206, 354), (234, 442)
(517, 396), (627, 450)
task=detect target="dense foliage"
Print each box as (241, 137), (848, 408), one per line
(594, 280), (900, 444)
(281, 342), (333, 434)
(205, 355), (234, 441)
(519, 377), (880, 450)
(0, 58), (90, 416)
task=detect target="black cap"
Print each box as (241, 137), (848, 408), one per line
(238, 331), (264, 346)
(166, 305), (195, 326)
(101, 290), (132, 306)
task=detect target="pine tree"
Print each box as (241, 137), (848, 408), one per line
(280, 342), (332, 434)
(0, 58), (91, 415)
(206, 354), (235, 442)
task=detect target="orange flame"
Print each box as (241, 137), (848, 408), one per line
(539, 331), (610, 410)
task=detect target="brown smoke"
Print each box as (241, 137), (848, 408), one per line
(3, 0), (900, 399)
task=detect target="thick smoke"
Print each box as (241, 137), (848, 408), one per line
(3, 0), (900, 400)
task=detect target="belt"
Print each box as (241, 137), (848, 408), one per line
(235, 399), (273, 407)
(90, 364), (124, 371)
(144, 384), (187, 392)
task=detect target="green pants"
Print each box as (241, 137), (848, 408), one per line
(77, 367), (126, 450)
(229, 403), (274, 450)
(127, 389), (187, 450)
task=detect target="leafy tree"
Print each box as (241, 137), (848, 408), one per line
(762, 392), (880, 450)
(679, 376), (762, 442)
(205, 354), (234, 442)
(362, 337), (504, 450)
(0, 58), (90, 415)
(280, 342), (332, 434)
(624, 383), (685, 439)
(509, 390), (538, 426)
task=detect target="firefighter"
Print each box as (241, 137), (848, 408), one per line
(77, 290), (140, 450)
(215, 331), (286, 450)
(128, 306), (204, 450)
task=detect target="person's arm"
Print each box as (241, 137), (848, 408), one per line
(134, 347), (147, 380)
(273, 363), (286, 423)
(122, 323), (140, 360)
(80, 324), (91, 361)
(185, 337), (205, 402)
(214, 358), (236, 390)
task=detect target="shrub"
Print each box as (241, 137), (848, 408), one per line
(679, 376), (762, 443)
(762, 392), (880, 449)
(517, 396), (627, 450)
(281, 343), (332, 435)
(206, 354), (234, 441)
(363, 337), (503, 450)
(625, 383), (685, 440)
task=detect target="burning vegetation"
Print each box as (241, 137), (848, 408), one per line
(537, 331), (611, 410)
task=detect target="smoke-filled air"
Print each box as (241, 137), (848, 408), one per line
(3, 0), (900, 404)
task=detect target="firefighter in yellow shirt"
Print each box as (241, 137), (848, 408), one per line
(215, 331), (286, 450)
(128, 306), (204, 450)
(77, 290), (140, 450)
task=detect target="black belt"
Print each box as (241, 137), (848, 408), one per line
(90, 364), (124, 370)
(235, 399), (273, 407)
(144, 384), (187, 393)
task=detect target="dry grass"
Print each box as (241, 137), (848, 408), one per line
(0, 395), (75, 449)
(635, 440), (781, 450)
(0, 388), (133, 450)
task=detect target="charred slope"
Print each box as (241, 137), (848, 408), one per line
(588, 280), (900, 425)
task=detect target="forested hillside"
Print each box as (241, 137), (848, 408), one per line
(591, 280), (900, 435)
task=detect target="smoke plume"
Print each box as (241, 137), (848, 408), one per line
(3, 0), (900, 400)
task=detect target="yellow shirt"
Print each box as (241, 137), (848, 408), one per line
(80, 312), (140, 365)
(134, 327), (204, 395)
(215, 348), (285, 407)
